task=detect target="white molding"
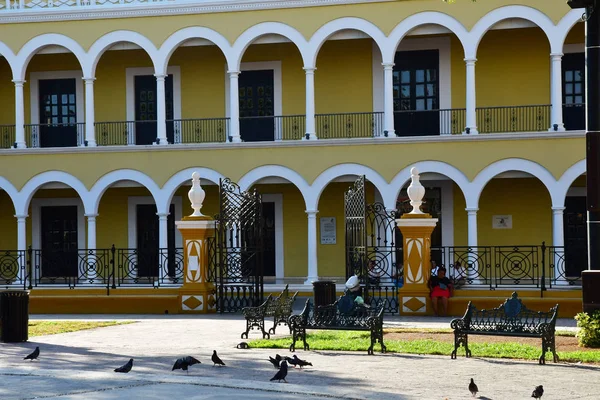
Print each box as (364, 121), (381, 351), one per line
(225, 60), (283, 138)
(29, 70), (85, 126)
(262, 193), (284, 281)
(125, 66), (182, 143)
(31, 197), (86, 252)
(127, 195), (183, 249)
(563, 43), (584, 54)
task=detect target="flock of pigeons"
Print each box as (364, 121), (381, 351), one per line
(469, 377), (545, 399)
(21, 342), (313, 385)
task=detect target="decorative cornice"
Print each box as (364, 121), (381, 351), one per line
(0, 0), (394, 24)
(0, 131), (585, 156)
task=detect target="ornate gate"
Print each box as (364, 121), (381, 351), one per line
(210, 178), (263, 313)
(345, 176), (400, 314)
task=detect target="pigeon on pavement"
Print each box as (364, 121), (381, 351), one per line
(469, 378), (478, 397)
(212, 350), (226, 366)
(532, 385), (544, 398)
(270, 360), (288, 383)
(24, 347), (39, 361)
(291, 355), (312, 368)
(172, 356), (201, 373)
(114, 359), (133, 373)
(268, 356), (280, 368)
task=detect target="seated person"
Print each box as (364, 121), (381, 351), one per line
(429, 267), (453, 317)
(452, 261), (467, 289)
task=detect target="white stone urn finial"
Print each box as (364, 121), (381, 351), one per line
(188, 172), (206, 217)
(407, 167), (425, 214)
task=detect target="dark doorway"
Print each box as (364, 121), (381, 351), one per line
(239, 70), (275, 142)
(41, 206), (78, 278)
(262, 202), (276, 277)
(563, 196), (588, 277)
(562, 53), (585, 131)
(393, 50), (440, 136)
(134, 75), (174, 145)
(136, 203), (175, 278)
(39, 79), (78, 148)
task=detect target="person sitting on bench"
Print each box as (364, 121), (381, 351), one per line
(429, 267), (453, 317)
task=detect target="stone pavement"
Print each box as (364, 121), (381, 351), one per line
(0, 314), (596, 399)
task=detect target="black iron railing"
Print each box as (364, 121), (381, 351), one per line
(316, 112), (383, 139)
(239, 115), (306, 141)
(0, 124), (15, 149)
(95, 120), (158, 146)
(394, 108), (466, 136)
(0, 246), (184, 293)
(476, 105), (551, 133)
(24, 122), (86, 148)
(170, 118), (229, 143)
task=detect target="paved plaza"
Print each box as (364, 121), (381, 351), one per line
(0, 314), (597, 399)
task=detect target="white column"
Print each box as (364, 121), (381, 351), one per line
(551, 206), (566, 285)
(86, 214), (98, 249)
(304, 210), (319, 284)
(382, 62), (395, 137)
(157, 212), (169, 282)
(15, 215), (27, 283)
(304, 67), (317, 140)
(155, 74), (168, 145)
(549, 53), (565, 131)
(83, 78), (97, 146)
(228, 70), (241, 143)
(13, 80), (26, 148)
(464, 58), (479, 135)
(466, 208), (478, 247)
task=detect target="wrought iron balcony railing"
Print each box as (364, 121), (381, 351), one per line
(95, 120), (159, 146)
(476, 104), (552, 133)
(239, 114), (306, 141)
(316, 112), (384, 139)
(0, 124), (15, 149)
(24, 122), (85, 148)
(170, 118), (229, 144)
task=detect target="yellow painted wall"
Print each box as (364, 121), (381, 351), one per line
(565, 22), (584, 45)
(476, 28), (550, 107)
(450, 35), (466, 109)
(315, 39), (373, 113)
(0, 59), (13, 125)
(453, 182), (468, 246)
(0, 191), (16, 249)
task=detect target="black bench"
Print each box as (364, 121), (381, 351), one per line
(241, 285), (298, 340)
(450, 292), (559, 365)
(288, 296), (386, 355)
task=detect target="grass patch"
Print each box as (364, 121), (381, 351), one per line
(0, 321), (135, 337)
(249, 330), (600, 364)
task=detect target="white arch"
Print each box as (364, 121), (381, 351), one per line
(555, 9), (586, 54)
(388, 161), (473, 209)
(309, 163), (390, 211)
(17, 171), (90, 216)
(0, 42), (17, 78)
(159, 167), (225, 215)
(85, 31), (160, 78)
(470, 158), (560, 208)
(386, 12), (470, 62)
(231, 22), (309, 71)
(308, 17), (387, 67)
(157, 27), (233, 76)
(88, 169), (161, 215)
(468, 6), (556, 59)
(556, 159), (586, 207)
(0, 177), (19, 215)
(238, 165), (311, 209)
(14, 34), (87, 81)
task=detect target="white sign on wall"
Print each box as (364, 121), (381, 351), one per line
(320, 217), (337, 244)
(492, 215), (512, 229)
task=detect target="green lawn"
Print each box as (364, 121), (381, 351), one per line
(249, 330), (600, 364)
(0, 320), (134, 337)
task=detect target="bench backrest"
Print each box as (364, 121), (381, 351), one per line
(298, 297), (384, 327)
(463, 292), (558, 333)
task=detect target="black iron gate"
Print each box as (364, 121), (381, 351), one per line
(211, 178), (263, 313)
(345, 176), (401, 314)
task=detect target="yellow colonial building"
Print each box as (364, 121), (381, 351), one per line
(0, 0), (588, 316)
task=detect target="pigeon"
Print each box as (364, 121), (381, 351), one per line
(236, 342), (249, 349)
(469, 378), (478, 397)
(24, 347), (39, 361)
(291, 355), (312, 368)
(172, 356), (201, 373)
(114, 358), (133, 373)
(285, 356), (299, 368)
(212, 350), (226, 366)
(270, 360), (288, 383)
(268, 356), (280, 368)
(532, 385), (544, 399)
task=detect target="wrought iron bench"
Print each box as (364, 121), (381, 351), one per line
(288, 296), (386, 355)
(241, 285), (298, 340)
(450, 292), (559, 365)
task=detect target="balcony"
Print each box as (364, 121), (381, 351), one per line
(0, 104), (582, 149)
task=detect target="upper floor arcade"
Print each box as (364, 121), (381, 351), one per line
(0, 1), (588, 150)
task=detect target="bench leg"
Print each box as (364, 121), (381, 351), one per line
(540, 333), (559, 365)
(451, 331), (470, 359)
(289, 327), (308, 352)
(370, 324), (386, 355)
(241, 318), (270, 340)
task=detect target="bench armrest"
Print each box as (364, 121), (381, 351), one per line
(241, 294), (273, 318)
